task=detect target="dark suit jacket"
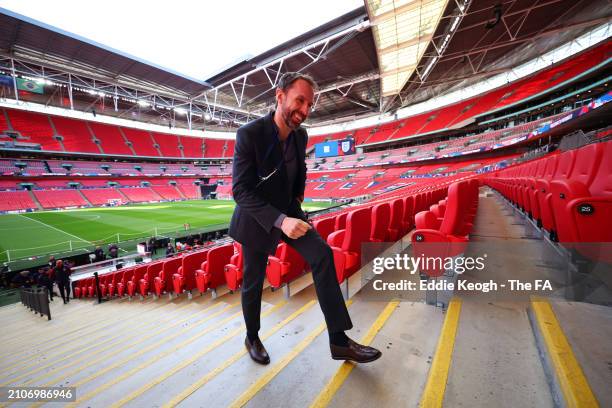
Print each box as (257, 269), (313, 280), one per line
(229, 112), (308, 254)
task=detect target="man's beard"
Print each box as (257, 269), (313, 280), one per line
(281, 105), (305, 129)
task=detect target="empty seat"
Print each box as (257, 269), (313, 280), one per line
(265, 242), (306, 289)
(173, 250), (209, 296)
(411, 181), (478, 276)
(140, 261), (163, 297)
(549, 141), (612, 261)
(224, 243), (244, 292)
(387, 199), (404, 241)
(313, 216), (336, 242)
(328, 207), (372, 283)
(117, 268), (135, 297)
(98, 274), (113, 297)
(154, 257), (182, 296)
(335, 212), (348, 230)
(127, 264), (148, 297)
(195, 243), (234, 293)
(401, 196), (414, 233)
(107, 271), (123, 297)
(370, 202), (391, 242)
(536, 150), (576, 234)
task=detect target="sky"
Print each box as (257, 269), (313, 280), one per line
(0, 0), (364, 81)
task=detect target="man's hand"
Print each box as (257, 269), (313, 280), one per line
(281, 216), (311, 239)
(297, 195), (304, 203)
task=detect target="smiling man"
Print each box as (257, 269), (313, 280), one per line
(229, 72), (381, 365)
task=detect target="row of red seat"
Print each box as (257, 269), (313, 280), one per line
(308, 41), (609, 148)
(485, 140), (612, 262)
(313, 186), (450, 283)
(411, 179), (480, 277)
(1, 108), (235, 158)
(73, 176), (468, 299)
(72, 241), (307, 299)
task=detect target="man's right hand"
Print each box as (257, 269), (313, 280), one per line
(281, 217), (311, 239)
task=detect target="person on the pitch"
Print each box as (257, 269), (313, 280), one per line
(229, 72), (381, 365)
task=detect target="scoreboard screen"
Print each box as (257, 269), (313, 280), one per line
(314, 138), (356, 158)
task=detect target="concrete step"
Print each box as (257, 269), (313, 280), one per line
(27, 189), (43, 210)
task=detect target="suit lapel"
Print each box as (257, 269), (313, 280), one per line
(263, 112), (288, 189)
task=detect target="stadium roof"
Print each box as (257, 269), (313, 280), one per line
(0, 7), (211, 97)
(209, 0), (611, 125)
(0, 1), (610, 130)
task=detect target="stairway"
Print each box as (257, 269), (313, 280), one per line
(115, 187), (130, 203)
(174, 185), (186, 200)
(148, 132), (163, 157)
(117, 127), (138, 156)
(27, 189), (43, 210)
(77, 189), (93, 206)
(46, 115), (67, 152)
(1, 192), (609, 407)
(86, 122), (105, 154)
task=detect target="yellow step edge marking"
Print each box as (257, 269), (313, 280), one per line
(66, 301), (286, 408)
(0, 299), (195, 379)
(419, 297), (462, 408)
(229, 300), (355, 408)
(530, 297), (599, 408)
(309, 300), (400, 408)
(12, 302), (229, 392)
(18, 302), (236, 408)
(0, 299), (142, 353)
(0, 303), (233, 408)
(118, 300), (316, 408)
(0, 297), (162, 361)
(0, 299), (197, 386)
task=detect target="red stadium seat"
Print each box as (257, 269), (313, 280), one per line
(535, 150), (576, 235)
(335, 212), (348, 230)
(313, 216), (336, 242)
(98, 274), (112, 297)
(401, 196), (414, 234)
(387, 199), (404, 241)
(411, 181), (479, 276)
(154, 257), (182, 297)
(370, 202), (391, 242)
(265, 242), (306, 289)
(224, 243), (244, 292)
(117, 268), (135, 297)
(127, 264), (148, 297)
(328, 207), (372, 283)
(195, 243), (234, 294)
(107, 271), (123, 297)
(528, 155), (559, 223)
(173, 249), (209, 297)
(549, 142), (612, 261)
(140, 261), (163, 297)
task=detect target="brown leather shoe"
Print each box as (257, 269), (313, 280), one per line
(330, 338), (382, 363)
(245, 337), (270, 365)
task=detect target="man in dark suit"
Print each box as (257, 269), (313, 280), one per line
(229, 72), (381, 365)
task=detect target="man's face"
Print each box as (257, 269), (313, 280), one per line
(277, 79), (314, 129)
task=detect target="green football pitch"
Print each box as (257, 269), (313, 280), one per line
(0, 199), (333, 265)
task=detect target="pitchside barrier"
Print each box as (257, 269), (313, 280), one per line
(1, 223), (230, 274)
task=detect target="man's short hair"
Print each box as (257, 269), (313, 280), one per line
(277, 72), (318, 92)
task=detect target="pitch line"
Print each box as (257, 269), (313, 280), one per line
(18, 214), (93, 245)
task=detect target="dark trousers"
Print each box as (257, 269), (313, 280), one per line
(57, 280), (71, 302)
(241, 228), (353, 335)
